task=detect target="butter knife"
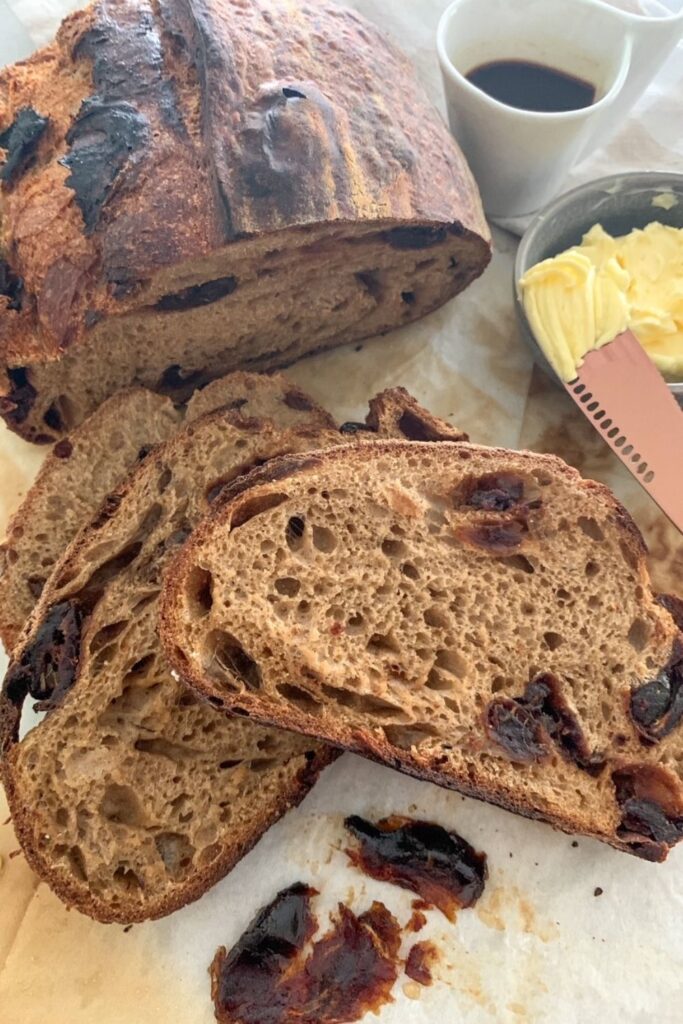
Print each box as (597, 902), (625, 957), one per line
(565, 329), (683, 533)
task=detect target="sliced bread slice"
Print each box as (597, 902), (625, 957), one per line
(0, 372), (334, 653)
(0, 390), (451, 921)
(161, 440), (683, 862)
(0, 389), (181, 652)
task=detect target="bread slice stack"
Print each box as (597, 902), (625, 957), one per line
(0, 373), (461, 921)
(161, 440), (683, 862)
(0, 0), (490, 442)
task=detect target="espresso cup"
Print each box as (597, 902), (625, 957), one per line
(436, 0), (683, 219)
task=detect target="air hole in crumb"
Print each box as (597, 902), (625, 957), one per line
(286, 515), (306, 550)
(543, 631), (564, 651)
(435, 648), (468, 677)
(66, 846), (87, 881)
(320, 684), (408, 719)
(585, 561), (600, 579)
(89, 619), (128, 654)
(627, 617), (651, 652)
(100, 784), (146, 827)
(401, 290), (416, 305)
(424, 606), (449, 630)
(347, 612), (365, 632)
(275, 577), (300, 597)
(505, 554), (535, 575)
(425, 668), (453, 691)
(277, 683), (321, 713)
(578, 517), (605, 542)
(154, 832), (195, 879)
(185, 565), (213, 617)
(203, 630), (262, 690)
(112, 866), (141, 892)
(367, 632), (401, 655)
(382, 538), (407, 559)
(383, 723), (439, 749)
(158, 467), (173, 493)
(249, 757), (279, 772)
(312, 525), (337, 553)
(401, 562), (420, 580)
(232, 492), (288, 530)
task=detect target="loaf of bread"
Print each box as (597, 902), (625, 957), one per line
(0, 0), (490, 442)
(161, 440), (683, 862)
(0, 372), (335, 651)
(0, 384), (457, 921)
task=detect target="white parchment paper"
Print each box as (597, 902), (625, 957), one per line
(1, 2), (682, 1021)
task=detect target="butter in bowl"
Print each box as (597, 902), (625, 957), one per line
(514, 171), (683, 532)
(514, 171), (683, 396)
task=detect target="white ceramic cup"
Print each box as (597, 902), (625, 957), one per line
(437, 0), (683, 219)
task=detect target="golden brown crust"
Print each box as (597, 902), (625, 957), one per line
(0, 0), (490, 439)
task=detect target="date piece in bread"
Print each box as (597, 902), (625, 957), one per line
(161, 441), (683, 862)
(0, 0), (490, 442)
(0, 390), (455, 921)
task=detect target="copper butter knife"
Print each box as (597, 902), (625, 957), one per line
(565, 329), (683, 533)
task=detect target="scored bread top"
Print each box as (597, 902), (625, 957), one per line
(0, 0), (489, 370)
(160, 440), (683, 861)
(0, 385), (459, 922)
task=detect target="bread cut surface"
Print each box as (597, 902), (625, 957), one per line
(0, 0), (490, 442)
(0, 384), (451, 921)
(161, 441), (683, 861)
(0, 389), (181, 652)
(0, 371), (334, 652)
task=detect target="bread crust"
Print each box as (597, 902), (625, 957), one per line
(0, 0), (490, 440)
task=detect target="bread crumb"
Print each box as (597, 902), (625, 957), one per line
(593, 887), (603, 897)
(571, 841), (579, 848)
(403, 982), (422, 1001)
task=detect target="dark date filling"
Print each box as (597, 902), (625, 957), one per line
(454, 473), (542, 552)
(486, 673), (599, 770)
(211, 883), (402, 1024)
(0, 107), (48, 185)
(62, 99), (149, 233)
(462, 472), (525, 511)
(631, 642), (683, 743)
(405, 941), (438, 986)
(344, 815), (487, 920)
(613, 766), (683, 856)
(0, 260), (24, 311)
(4, 600), (83, 714)
(458, 519), (528, 552)
(0, 368), (37, 426)
(155, 275), (238, 311)
(383, 226), (448, 250)
(339, 422), (376, 435)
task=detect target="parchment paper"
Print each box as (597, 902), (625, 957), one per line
(1, 1), (682, 1021)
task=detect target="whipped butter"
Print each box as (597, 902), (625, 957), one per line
(519, 222), (683, 381)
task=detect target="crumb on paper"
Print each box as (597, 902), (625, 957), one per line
(403, 981), (422, 1001)
(594, 887), (604, 897)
